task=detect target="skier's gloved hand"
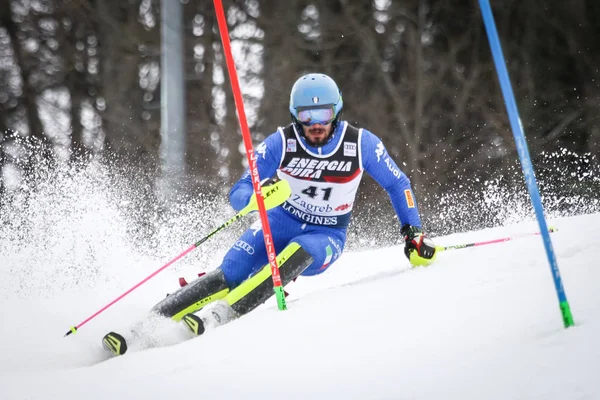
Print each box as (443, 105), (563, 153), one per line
(246, 177), (283, 210)
(260, 177), (279, 187)
(230, 176), (281, 212)
(401, 224), (437, 267)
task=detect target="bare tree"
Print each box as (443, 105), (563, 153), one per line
(95, 0), (160, 165)
(0, 1), (50, 146)
(0, 0), (597, 216)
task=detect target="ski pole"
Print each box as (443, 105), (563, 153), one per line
(437, 227), (557, 252)
(64, 180), (291, 337)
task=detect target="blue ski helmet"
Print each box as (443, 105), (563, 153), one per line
(289, 73), (343, 132)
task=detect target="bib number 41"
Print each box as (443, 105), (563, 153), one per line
(301, 185), (332, 201)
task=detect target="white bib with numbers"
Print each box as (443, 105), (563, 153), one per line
(275, 122), (363, 227)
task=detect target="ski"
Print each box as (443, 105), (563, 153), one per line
(101, 317), (202, 357)
(102, 331), (128, 356)
(182, 313), (205, 336)
(180, 300), (234, 336)
(100, 244), (308, 356)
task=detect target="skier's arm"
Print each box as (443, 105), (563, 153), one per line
(361, 130), (437, 266)
(229, 132), (284, 212)
(361, 130), (422, 228)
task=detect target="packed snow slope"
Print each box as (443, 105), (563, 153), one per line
(1, 160), (599, 399)
(1, 209), (599, 399)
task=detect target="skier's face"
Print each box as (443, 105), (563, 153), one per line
(302, 123), (332, 146)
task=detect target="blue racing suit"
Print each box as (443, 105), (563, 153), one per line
(219, 121), (422, 288)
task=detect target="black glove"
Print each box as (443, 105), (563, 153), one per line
(246, 177), (283, 210)
(260, 177), (279, 187)
(401, 224), (437, 267)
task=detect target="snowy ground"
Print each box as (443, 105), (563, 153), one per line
(1, 210), (599, 399)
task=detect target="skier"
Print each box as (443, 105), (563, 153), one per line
(103, 73), (437, 355)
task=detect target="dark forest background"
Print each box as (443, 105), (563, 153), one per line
(1, 0), (599, 241)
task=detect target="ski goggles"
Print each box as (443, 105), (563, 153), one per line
(295, 105), (336, 126)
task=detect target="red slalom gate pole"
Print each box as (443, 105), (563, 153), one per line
(213, 0), (286, 310)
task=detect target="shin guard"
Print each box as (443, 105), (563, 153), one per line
(150, 268), (230, 321)
(226, 242), (313, 317)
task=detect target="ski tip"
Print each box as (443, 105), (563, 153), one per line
(182, 313), (205, 336)
(102, 332), (128, 356)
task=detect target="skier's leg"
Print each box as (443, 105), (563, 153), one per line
(294, 230), (346, 276)
(198, 230), (345, 328)
(150, 224), (270, 321)
(156, 209), (297, 321)
(219, 208), (303, 287)
(226, 241), (314, 316)
(105, 266), (233, 355)
(218, 218), (270, 288)
(182, 229), (310, 334)
(150, 268), (230, 321)
(184, 241), (313, 333)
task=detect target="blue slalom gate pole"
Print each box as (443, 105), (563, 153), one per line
(478, 0), (574, 327)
